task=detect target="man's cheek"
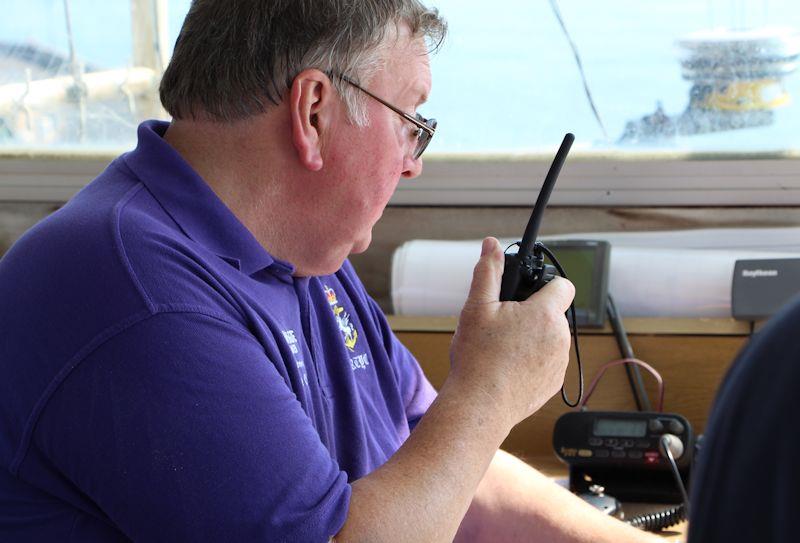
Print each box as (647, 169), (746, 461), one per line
(363, 161), (394, 198)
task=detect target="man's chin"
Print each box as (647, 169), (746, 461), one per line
(349, 232), (372, 255)
(297, 235), (371, 277)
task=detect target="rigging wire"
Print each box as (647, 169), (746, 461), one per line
(547, 0), (609, 142)
(62, 0), (87, 142)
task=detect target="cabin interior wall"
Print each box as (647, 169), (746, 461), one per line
(2, 202), (800, 312)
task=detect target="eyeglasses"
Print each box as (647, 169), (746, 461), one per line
(337, 75), (437, 160)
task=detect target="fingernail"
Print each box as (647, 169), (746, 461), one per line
(481, 238), (492, 256)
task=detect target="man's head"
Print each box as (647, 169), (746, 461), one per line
(159, 1), (446, 275)
(160, 0), (445, 127)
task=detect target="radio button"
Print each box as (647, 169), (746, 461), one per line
(604, 438), (619, 447)
(578, 449), (593, 458)
(622, 439), (635, 448)
(589, 438), (603, 446)
(628, 450), (643, 459)
(668, 420), (685, 434)
(594, 449), (610, 458)
(636, 440), (652, 448)
(648, 419), (664, 433)
(644, 451), (661, 464)
(611, 450), (626, 459)
(661, 434), (685, 460)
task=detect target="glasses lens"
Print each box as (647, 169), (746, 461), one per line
(413, 118), (437, 160)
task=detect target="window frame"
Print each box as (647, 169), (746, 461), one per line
(3, 151), (800, 206)
(390, 152), (800, 206)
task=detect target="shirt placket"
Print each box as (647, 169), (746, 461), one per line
(293, 277), (337, 451)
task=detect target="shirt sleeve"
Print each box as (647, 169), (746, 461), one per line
(34, 311), (350, 543)
(366, 296), (438, 430)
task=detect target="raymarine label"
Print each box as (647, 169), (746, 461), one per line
(733, 258), (800, 320)
(742, 269), (779, 278)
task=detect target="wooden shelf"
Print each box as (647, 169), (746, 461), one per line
(388, 315), (751, 336)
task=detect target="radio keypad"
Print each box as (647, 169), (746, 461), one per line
(588, 435), (672, 463)
(586, 417), (687, 463)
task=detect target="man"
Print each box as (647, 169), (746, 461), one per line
(688, 294), (800, 542)
(0, 1), (659, 541)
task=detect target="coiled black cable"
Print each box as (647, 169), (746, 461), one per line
(626, 435), (691, 532)
(626, 504), (687, 532)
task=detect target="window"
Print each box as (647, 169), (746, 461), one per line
(427, 0), (800, 155)
(2, 0), (800, 205)
(405, 0), (800, 205)
(0, 0), (185, 151)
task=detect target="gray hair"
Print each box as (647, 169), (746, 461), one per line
(159, 0), (446, 126)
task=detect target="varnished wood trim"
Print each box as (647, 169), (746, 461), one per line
(388, 315), (752, 336)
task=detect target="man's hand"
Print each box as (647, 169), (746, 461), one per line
(449, 237), (575, 429)
(337, 238), (576, 543)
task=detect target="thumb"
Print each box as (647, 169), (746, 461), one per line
(465, 237), (504, 305)
(526, 276), (576, 314)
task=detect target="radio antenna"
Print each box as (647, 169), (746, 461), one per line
(518, 133), (574, 256)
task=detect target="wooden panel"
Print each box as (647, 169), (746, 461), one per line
(397, 329), (747, 463)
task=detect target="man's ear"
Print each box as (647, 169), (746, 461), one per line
(289, 69), (335, 172)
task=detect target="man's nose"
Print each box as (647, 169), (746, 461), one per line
(401, 154), (423, 179)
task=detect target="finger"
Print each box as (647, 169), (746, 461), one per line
(524, 276), (575, 313)
(465, 237), (504, 304)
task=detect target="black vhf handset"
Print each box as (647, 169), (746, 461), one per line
(499, 133), (582, 406)
(499, 133), (574, 302)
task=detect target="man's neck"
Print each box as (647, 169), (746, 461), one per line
(162, 116), (336, 276)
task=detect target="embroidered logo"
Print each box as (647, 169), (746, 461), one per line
(324, 285), (358, 351)
(281, 329), (308, 387)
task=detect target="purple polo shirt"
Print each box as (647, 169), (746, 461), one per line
(0, 120), (437, 542)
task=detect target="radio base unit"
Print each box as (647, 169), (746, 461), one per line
(553, 411), (694, 503)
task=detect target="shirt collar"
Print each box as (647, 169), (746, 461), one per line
(123, 120), (294, 277)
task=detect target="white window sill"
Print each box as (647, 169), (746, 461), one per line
(2, 151), (800, 206)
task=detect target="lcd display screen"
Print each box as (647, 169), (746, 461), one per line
(545, 247), (595, 309)
(542, 240), (610, 328)
(594, 418), (647, 437)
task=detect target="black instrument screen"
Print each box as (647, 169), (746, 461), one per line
(594, 418), (647, 437)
